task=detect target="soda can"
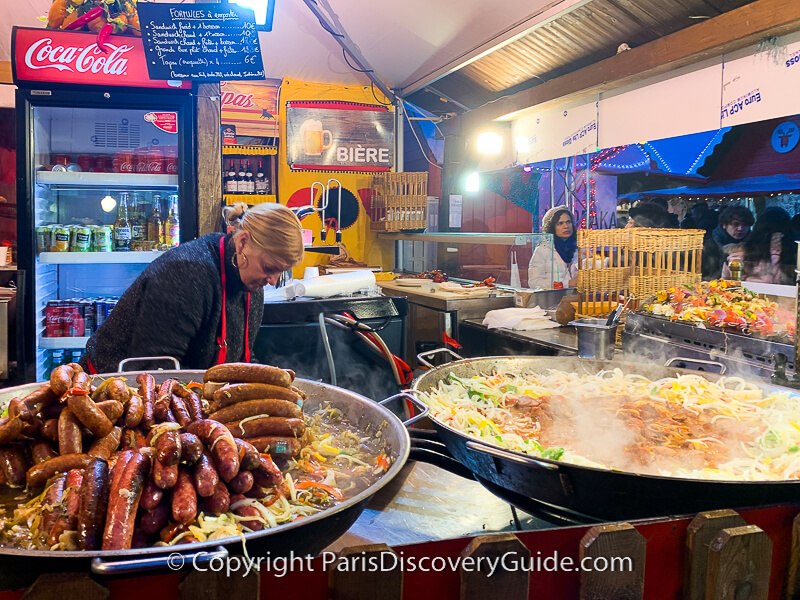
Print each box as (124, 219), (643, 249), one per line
(94, 226), (113, 252)
(60, 301), (74, 337)
(95, 301), (107, 329)
(45, 301), (63, 337)
(134, 147), (149, 173)
(77, 155), (95, 172)
(147, 147), (164, 174)
(113, 151), (134, 173)
(52, 154), (71, 166)
(164, 146), (178, 175)
(72, 226), (92, 252)
(66, 163), (82, 172)
(95, 155), (113, 173)
(73, 302), (86, 337)
(37, 226), (50, 253)
(50, 164), (68, 173)
(53, 227), (70, 252)
(83, 301), (96, 336)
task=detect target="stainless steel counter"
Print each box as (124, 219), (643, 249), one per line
(460, 319), (580, 355)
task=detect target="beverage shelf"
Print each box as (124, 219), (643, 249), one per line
(225, 194), (276, 205)
(39, 251), (164, 264)
(37, 172), (179, 188)
(222, 145), (277, 156)
(40, 337), (89, 349)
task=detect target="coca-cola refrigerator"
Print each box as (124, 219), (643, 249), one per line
(12, 27), (197, 383)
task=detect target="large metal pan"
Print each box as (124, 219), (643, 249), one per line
(0, 369), (425, 587)
(411, 355), (800, 521)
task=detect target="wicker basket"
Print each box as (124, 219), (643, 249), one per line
(370, 172), (428, 232)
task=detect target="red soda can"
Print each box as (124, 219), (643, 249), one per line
(77, 155), (95, 172)
(60, 301), (74, 337)
(73, 303), (86, 337)
(95, 155), (113, 173)
(134, 147), (149, 173)
(147, 147), (164, 174)
(164, 146), (178, 175)
(53, 154), (71, 166)
(113, 151), (134, 173)
(45, 301), (63, 337)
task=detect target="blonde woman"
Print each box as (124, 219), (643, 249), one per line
(81, 203), (304, 373)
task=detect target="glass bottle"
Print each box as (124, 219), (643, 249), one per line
(245, 160), (255, 194)
(165, 195), (180, 247)
(255, 160), (268, 195)
(148, 194), (164, 244)
(114, 193), (132, 251)
(224, 159), (237, 194)
(131, 194), (145, 242)
(237, 160), (246, 194)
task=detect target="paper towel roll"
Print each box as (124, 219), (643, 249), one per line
(294, 270), (376, 298)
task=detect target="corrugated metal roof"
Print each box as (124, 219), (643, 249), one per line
(406, 0), (757, 113)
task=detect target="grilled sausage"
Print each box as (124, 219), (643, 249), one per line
(170, 395), (192, 427)
(50, 365), (75, 396)
(58, 408), (83, 456)
(66, 362), (83, 374)
(186, 420), (240, 482)
(120, 428), (147, 452)
(96, 400), (125, 423)
(230, 494), (263, 531)
(203, 481), (230, 516)
(47, 468), (84, 546)
(253, 454), (284, 488)
(178, 433), (203, 464)
(27, 453), (92, 488)
(171, 468), (197, 525)
(77, 458), (110, 550)
(227, 469), (254, 495)
(40, 402), (64, 421)
(202, 381), (226, 401)
(0, 415), (23, 447)
(19, 416), (43, 439)
(212, 383), (300, 408)
(246, 436), (301, 458)
(204, 363), (293, 388)
(155, 430), (181, 466)
(102, 451), (150, 550)
(124, 393), (144, 429)
(40, 418), (59, 443)
(0, 445), (28, 487)
(68, 395), (113, 438)
(291, 385), (308, 401)
(153, 459), (178, 490)
(107, 379), (131, 404)
(71, 371), (92, 393)
(224, 417), (305, 439)
(173, 385), (204, 421)
(40, 475), (67, 538)
(140, 479), (164, 511)
(209, 399), (302, 423)
(234, 438), (260, 471)
(137, 373), (156, 430)
(154, 380), (177, 422)
(8, 398), (31, 422)
(19, 384), (58, 416)
(88, 426), (122, 460)
(139, 501), (170, 535)
(31, 440), (58, 465)
(193, 450), (218, 498)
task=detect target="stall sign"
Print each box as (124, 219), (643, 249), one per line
(12, 27), (191, 90)
(137, 3), (265, 82)
(286, 102), (394, 171)
(221, 80), (280, 137)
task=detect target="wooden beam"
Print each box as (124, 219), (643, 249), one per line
(461, 0), (800, 131)
(0, 62), (12, 85)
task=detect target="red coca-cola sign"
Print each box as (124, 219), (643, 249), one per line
(12, 27), (191, 90)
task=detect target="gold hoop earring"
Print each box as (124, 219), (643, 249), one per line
(233, 253), (248, 268)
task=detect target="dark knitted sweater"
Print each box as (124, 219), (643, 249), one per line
(80, 233), (264, 373)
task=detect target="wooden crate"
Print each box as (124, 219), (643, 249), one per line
(370, 172), (428, 231)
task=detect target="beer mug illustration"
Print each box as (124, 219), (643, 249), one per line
(301, 119), (333, 156)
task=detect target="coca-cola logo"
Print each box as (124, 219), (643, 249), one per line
(147, 161), (163, 173)
(221, 92), (255, 108)
(120, 161), (133, 172)
(166, 163), (178, 174)
(46, 313), (60, 325)
(61, 311), (74, 324)
(24, 37), (132, 75)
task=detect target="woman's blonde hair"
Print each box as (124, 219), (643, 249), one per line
(222, 203), (304, 271)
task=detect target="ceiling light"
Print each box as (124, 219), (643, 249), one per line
(516, 136), (530, 153)
(477, 132), (502, 154)
(100, 195), (117, 213)
(226, 0), (276, 30)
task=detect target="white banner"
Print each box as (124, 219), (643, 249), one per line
(513, 97), (598, 163)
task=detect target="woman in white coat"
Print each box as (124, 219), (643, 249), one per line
(527, 206), (578, 289)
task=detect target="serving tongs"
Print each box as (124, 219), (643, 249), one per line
(605, 296), (632, 326)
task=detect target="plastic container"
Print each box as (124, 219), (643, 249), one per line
(569, 317), (617, 360)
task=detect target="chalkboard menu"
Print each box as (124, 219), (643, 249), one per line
(137, 3), (265, 82)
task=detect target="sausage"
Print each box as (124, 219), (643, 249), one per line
(155, 430), (181, 466)
(31, 441), (58, 465)
(77, 458), (110, 550)
(154, 379), (177, 422)
(225, 417), (305, 439)
(209, 399), (302, 423)
(136, 373), (156, 430)
(41, 418), (59, 443)
(212, 383), (300, 408)
(96, 400), (125, 423)
(291, 385), (308, 401)
(0, 415), (23, 447)
(124, 393), (144, 429)
(173, 385), (204, 421)
(68, 395), (113, 438)
(170, 395), (192, 427)
(71, 371), (92, 393)
(179, 433), (203, 464)
(58, 408), (83, 456)
(171, 468), (197, 525)
(139, 501), (170, 535)
(246, 436), (302, 458)
(253, 454), (284, 488)
(140, 478), (164, 511)
(88, 426), (122, 459)
(0, 446), (28, 487)
(193, 450), (218, 498)
(40, 475), (66, 538)
(19, 417), (43, 439)
(230, 494), (263, 531)
(50, 365), (75, 396)
(202, 381), (226, 401)
(203, 480), (230, 516)
(186, 420), (240, 482)
(19, 384), (58, 416)
(107, 379), (131, 404)
(204, 363), (293, 388)
(234, 438), (261, 471)
(47, 468), (84, 547)
(102, 450), (151, 550)
(26, 453), (92, 488)
(8, 398), (31, 422)
(227, 469), (254, 495)
(153, 459), (178, 490)
(66, 362), (83, 374)
(40, 402), (64, 421)
(108, 450), (134, 494)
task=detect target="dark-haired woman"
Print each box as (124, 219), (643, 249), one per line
(527, 206), (578, 289)
(722, 207), (797, 284)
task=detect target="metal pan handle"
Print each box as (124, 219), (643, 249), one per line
(465, 440), (559, 471)
(379, 391), (429, 427)
(117, 356), (181, 372)
(664, 357), (726, 375)
(91, 545), (228, 575)
(416, 348), (464, 369)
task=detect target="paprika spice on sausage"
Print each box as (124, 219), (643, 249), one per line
(102, 451), (150, 550)
(211, 383), (300, 408)
(204, 363), (293, 388)
(209, 399), (302, 423)
(26, 453), (92, 488)
(224, 417), (305, 439)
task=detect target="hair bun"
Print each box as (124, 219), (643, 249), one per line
(222, 203), (248, 227)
